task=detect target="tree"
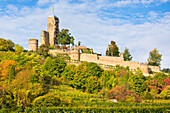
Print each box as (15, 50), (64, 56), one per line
(37, 44), (49, 58)
(15, 44), (24, 53)
(123, 47), (132, 61)
(61, 64), (76, 84)
(129, 68), (146, 95)
(78, 41), (81, 46)
(148, 48), (162, 66)
(43, 57), (67, 78)
(1, 60), (17, 81)
(0, 38), (8, 51)
(7, 39), (15, 51)
(9, 65), (15, 82)
(56, 29), (74, 45)
(160, 85), (170, 99)
(106, 41), (119, 57)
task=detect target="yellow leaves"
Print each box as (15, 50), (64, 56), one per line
(1, 60), (17, 80)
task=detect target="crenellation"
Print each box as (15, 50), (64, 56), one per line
(28, 38), (38, 51)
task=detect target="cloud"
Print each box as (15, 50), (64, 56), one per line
(37, 0), (55, 5)
(0, 0), (170, 68)
(113, 0), (170, 7)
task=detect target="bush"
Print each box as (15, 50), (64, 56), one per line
(33, 93), (72, 107)
(26, 106), (170, 113)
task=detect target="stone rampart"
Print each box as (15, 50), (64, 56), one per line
(49, 49), (160, 75)
(49, 49), (68, 56)
(80, 53), (98, 62)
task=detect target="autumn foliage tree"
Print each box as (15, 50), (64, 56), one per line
(1, 60), (17, 81)
(148, 48), (162, 66)
(106, 41), (119, 57)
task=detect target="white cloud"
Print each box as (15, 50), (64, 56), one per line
(37, 0), (55, 5)
(113, 0), (170, 7)
(0, 0), (170, 68)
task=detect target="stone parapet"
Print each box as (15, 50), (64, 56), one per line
(28, 39), (38, 51)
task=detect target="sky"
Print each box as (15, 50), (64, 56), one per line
(0, 0), (170, 69)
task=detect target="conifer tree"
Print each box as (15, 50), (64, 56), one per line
(123, 47), (132, 61)
(9, 65), (15, 82)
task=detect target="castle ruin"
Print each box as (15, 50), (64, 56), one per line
(28, 39), (38, 51)
(28, 14), (160, 75)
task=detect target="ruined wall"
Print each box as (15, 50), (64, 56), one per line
(49, 49), (68, 56)
(98, 56), (123, 65)
(49, 49), (160, 75)
(28, 39), (38, 51)
(47, 16), (59, 45)
(80, 53), (98, 62)
(69, 49), (80, 60)
(40, 30), (49, 46)
(148, 66), (160, 72)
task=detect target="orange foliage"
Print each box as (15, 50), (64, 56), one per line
(0, 60), (20, 81)
(1, 60), (17, 80)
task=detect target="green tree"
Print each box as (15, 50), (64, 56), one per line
(153, 72), (167, 86)
(37, 44), (49, 58)
(148, 48), (162, 66)
(7, 39), (15, 51)
(0, 38), (8, 51)
(123, 47), (132, 61)
(78, 41), (81, 46)
(129, 68), (146, 95)
(85, 76), (101, 93)
(9, 65), (15, 82)
(43, 57), (67, 78)
(101, 70), (115, 88)
(106, 41), (119, 57)
(61, 64), (76, 84)
(15, 44), (24, 53)
(160, 85), (170, 99)
(56, 29), (74, 45)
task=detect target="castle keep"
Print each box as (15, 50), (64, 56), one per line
(40, 16), (59, 46)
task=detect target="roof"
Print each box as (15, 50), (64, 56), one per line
(77, 46), (88, 49)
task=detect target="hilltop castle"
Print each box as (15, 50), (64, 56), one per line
(28, 15), (160, 75)
(28, 15), (59, 51)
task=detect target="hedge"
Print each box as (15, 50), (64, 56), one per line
(25, 106), (170, 113)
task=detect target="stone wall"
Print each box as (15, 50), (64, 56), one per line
(47, 16), (59, 45)
(49, 49), (68, 56)
(40, 30), (49, 46)
(49, 49), (160, 75)
(80, 53), (98, 62)
(28, 39), (38, 51)
(149, 66), (160, 72)
(69, 49), (80, 60)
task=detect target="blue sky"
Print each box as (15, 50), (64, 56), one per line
(0, 0), (170, 68)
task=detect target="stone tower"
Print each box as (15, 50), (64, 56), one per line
(28, 39), (38, 51)
(40, 30), (49, 45)
(47, 16), (59, 45)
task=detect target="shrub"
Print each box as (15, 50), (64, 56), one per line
(33, 93), (72, 107)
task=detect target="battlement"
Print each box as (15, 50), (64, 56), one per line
(28, 38), (38, 51)
(28, 39), (38, 44)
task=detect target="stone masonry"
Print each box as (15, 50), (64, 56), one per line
(49, 49), (160, 75)
(40, 30), (49, 45)
(47, 16), (59, 45)
(28, 39), (38, 51)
